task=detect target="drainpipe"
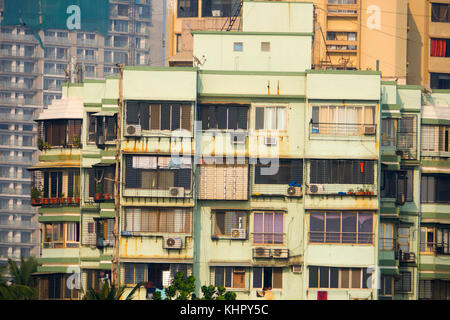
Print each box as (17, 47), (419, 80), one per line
(193, 67), (201, 297)
(112, 64), (123, 287)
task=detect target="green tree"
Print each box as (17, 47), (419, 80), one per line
(201, 285), (236, 300)
(0, 257), (38, 300)
(82, 281), (145, 300)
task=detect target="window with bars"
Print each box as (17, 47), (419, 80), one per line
(311, 105), (375, 136)
(41, 119), (82, 147)
(38, 274), (79, 300)
(124, 207), (191, 234)
(178, 0), (198, 17)
(398, 227), (410, 253)
(124, 155), (192, 190)
(379, 223), (394, 251)
(87, 166), (115, 198)
(43, 222), (79, 248)
(86, 270), (111, 291)
(397, 116), (417, 158)
(379, 276), (393, 298)
(123, 263), (192, 286)
(381, 118), (397, 146)
(255, 106), (286, 131)
(126, 101), (192, 132)
(199, 104), (248, 131)
(421, 174), (450, 203)
(308, 266), (371, 289)
(419, 280), (433, 299)
(421, 125), (450, 152)
(212, 211), (248, 238)
(213, 267), (246, 289)
(380, 169), (413, 202)
(432, 3), (450, 22)
(95, 219), (114, 247)
(254, 159), (302, 185)
(253, 212), (284, 244)
(309, 159), (375, 184)
(420, 226), (450, 254)
(394, 271), (412, 293)
(309, 211), (374, 244)
(252, 267), (283, 289)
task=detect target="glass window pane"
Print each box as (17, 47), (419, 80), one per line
(326, 212), (340, 243)
(310, 212), (324, 243)
(309, 266), (318, 288)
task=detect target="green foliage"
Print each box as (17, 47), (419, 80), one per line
(31, 187), (41, 199)
(164, 272), (196, 300)
(0, 257), (38, 300)
(201, 285), (236, 300)
(82, 281), (145, 300)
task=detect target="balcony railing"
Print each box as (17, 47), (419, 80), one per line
(379, 238), (397, 252)
(44, 37), (71, 44)
(0, 98), (39, 106)
(310, 123), (376, 136)
(421, 242), (450, 255)
(309, 232), (374, 244)
(0, 49), (41, 58)
(0, 66), (40, 74)
(44, 54), (69, 60)
(76, 39), (98, 46)
(32, 197), (81, 207)
(1, 114), (35, 121)
(0, 156), (36, 164)
(0, 82), (36, 90)
(0, 33), (37, 42)
(252, 233), (285, 245)
(0, 188), (29, 196)
(43, 241), (80, 249)
(0, 221), (39, 228)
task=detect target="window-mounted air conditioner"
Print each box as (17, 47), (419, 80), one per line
(272, 248), (288, 259)
(364, 125), (376, 135)
(291, 265), (302, 273)
(163, 237), (182, 249)
(264, 136), (277, 146)
(125, 124), (142, 137)
(253, 247), (270, 258)
(212, 10), (222, 17)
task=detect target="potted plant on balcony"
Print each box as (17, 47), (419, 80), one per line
(74, 190), (80, 204)
(103, 193), (111, 201)
(347, 188), (354, 196)
(37, 138), (44, 151)
(72, 134), (80, 148)
(59, 193), (65, 205)
(94, 184), (103, 201)
(31, 187), (41, 206)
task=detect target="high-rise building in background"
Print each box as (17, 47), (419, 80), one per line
(0, 0), (166, 270)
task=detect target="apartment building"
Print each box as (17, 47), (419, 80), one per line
(0, 0), (165, 271)
(30, 0), (450, 300)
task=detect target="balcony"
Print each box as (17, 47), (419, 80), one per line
(0, 98), (39, 106)
(0, 65), (40, 75)
(0, 49), (41, 59)
(252, 247), (289, 259)
(0, 188), (30, 196)
(44, 54), (69, 61)
(44, 37), (71, 45)
(31, 196), (80, 207)
(43, 241), (79, 249)
(398, 250), (416, 264)
(76, 55), (97, 62)
(76, 39), (98, 47)
(421, 242), (450, 255)
(44, 68), (66, 76)
(0, 33), (37, 43)
(310, 122), (376, 137)
(0, 156), (36, 165)
(0, 82), (38, 91)
(1, 114), (35, 121)
(309, 232), (374, 245)
(0, 221), (39, 229)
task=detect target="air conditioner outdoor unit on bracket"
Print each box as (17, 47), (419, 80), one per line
(291, 265), (302, 273)
(272, 248), (288, 259)
(168, 187), (185, 197)
(286, 186), (302, 197)
(254, 247), (269, 258)
(231, 228), (246, 239)
(125, 124), (142, 137)
(163, 237), (182, 249)
(308, 184), (324, 194)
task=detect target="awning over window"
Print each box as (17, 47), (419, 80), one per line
(36, 98), (84, 121)
(28, 162), (80, 170)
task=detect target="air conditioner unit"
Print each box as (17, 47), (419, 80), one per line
(163, 237), (182, 249)
(364, 125), (376, 135)
(97, 135), (105, 145)
(308, 184), (324, 194)
(402, 252), (415, 262)
(272, 248), (289, 259)
(212, 10), (222, 17)
(232, 134), (246, 145)
(168, 187), (185, 197)
(286, 186), (302, 197)
(254, 247), (269, 258)
(396, 193), (405, 205)
(231, 228), (246, 239)
(291, 265), (302, 273)
(264, 136), (277, 146)
(125, 124), (142, 137)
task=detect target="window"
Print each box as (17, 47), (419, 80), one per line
(94, 115), (117, 142)
(233, 42), (243, 52)
(422, 125), (450, 152)
(255, 106), (286, 131)
(87, 166), (114, 198)
(125, 155), (192, 190)
(420, 226), (450, 254)
(430, 72), (450, 90)
(86, 270), (111, 291)
(398, 227), (410, 253)
(126, 101), (192, 132)
(379, 276), (393, 298)
(379, 223), (394, 251)
(123, 263), (192, 285)
(202, 0), (240, 17)
(394, 271), (412, 293)
(199, 104), (248, 130)
(95, 219), (114, 247)
(381, 118), (397, 147)
(310, 159), (375, 184)
(431, 3), (450, 22)
(309, 211), (374, 244)
(254, 159), (302, 185)
(178, 0), (198, 17)
(176, 34), (182, 53)
(419, 280), (433, 300)
(380, 169), (413, 202)
(213, 267), (246, 289)
(421, 174), (450, 203)
(38, 274), (79, 299)
(431, 38), (450, 57)
(41, 119), (82, 147)
(253, 212), (284, 244)
(311, 105), (375, 136)
(198, 159), (248, 200)
(124, 263), (146, 285)
(43, 222), (80, 248)
(41, 170), (79, 198)
(124, 208), (191, 234)
(213, 211), (248, 238)
(308, 266), (370, 289)
(252, 267), (282, 289)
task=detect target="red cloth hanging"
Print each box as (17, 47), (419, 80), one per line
(431, 39), (446, 57)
